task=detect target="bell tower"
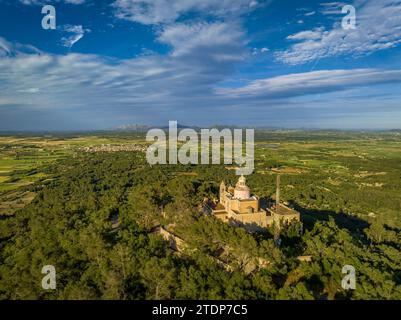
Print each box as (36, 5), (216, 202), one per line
(220, 181), (226, 204)
(276, 174), (280, 208)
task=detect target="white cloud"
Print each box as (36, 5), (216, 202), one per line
(65, 0), (85, 4)
(287, 28), (324, 41)
(112, 0), (258, 25)
(18, 0), (85, 4)
(218, 69), (401, 97)
(0, 34), (245, 114)
(17, 88), (40, 93)
(61, 25), (90, 48)
(252, 47), (269, 55)
(157, 22), (246, 60)
(0, 37), (12, 56)
(276, 0), (401, 65)
(319, 2), (347, 15)
(0, 36), (44, 56)
(110, 0), (258, 87)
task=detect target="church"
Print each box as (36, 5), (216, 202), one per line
(211, 175), (300, 232)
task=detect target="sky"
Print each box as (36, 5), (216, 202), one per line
(1, 0), (401, 130)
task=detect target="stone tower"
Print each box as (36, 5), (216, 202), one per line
(276, 174), (281, 208)
(220, 181), (226, 204)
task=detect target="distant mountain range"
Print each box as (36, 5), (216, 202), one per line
(112, 124), (401, 133)
(2, 125), (399, 134)
(112, 124), (272, 132)
(113, 124), (155, 132)
(113, 124), (199, 132)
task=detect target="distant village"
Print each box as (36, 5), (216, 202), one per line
(80, 144), (147, 153)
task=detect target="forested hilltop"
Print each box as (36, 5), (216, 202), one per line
(0, 132), (400, 299)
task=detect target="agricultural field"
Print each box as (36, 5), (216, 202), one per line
(253, 131), (401, 227)
(0, 134), (147, 215)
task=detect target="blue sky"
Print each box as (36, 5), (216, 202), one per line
(1, 0), (401, 130)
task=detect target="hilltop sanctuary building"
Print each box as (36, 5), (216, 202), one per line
(211, 175), (300, 232)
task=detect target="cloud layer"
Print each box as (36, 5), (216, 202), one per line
(2, 34), (401, 129)
(19, 0), (85, 5)
(112, 0), (258, 25)
(219, 69), (401, 98)
(276, 0), (401, 65)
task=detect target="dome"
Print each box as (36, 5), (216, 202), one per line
(234, 175), (251, 199)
